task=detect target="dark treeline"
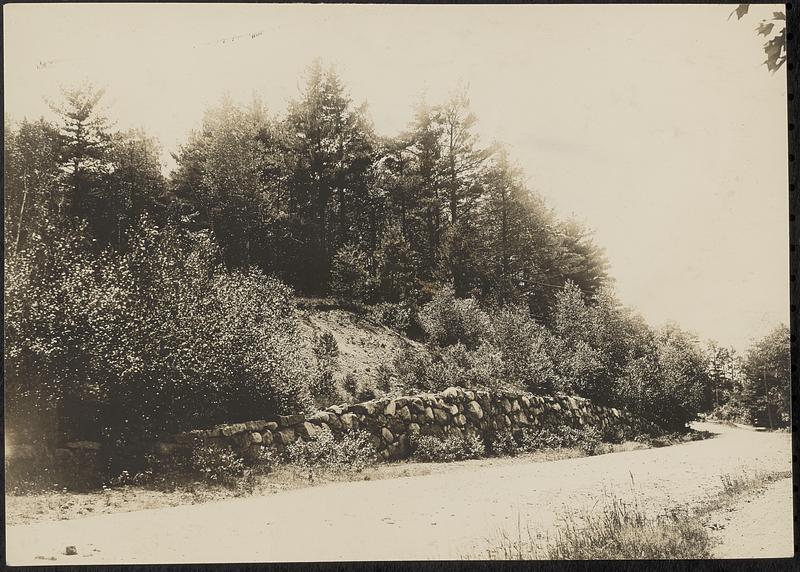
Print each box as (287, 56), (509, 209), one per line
(7, 62), (607, 319)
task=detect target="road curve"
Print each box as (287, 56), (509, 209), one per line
(5, 422), (792, 564)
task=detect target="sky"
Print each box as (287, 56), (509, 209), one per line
(4, 3), (789, 352)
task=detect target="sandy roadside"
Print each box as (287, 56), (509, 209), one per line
(5, 422), (792, 564)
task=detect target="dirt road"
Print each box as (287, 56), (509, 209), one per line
(5, 422), (792, 564)
(710, 476), (794, 559)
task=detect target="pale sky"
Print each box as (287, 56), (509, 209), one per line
(4, 3), (789, 351)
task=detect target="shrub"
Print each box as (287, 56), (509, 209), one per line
(418, 287), (492, 349)
(491, 305), (557, 392)
(310, 332), (343, 407)
(284, 426), (377, 474)
(4, 219), (313, 471)
(370, 301), (416, 334)
(189, 443), (246, 487)
(486, 429), (519, 457)
(329, 243), (373, 303)
(375, 224), (418, 303)
(411, 433), (486, 462)
(415, 342), (507, 393)
(355, 377), (382, 402)
(374, 363), (401, 396)
(517, 426), (606, 456)
(576, 426), (603, 456)
(342, 372), (360, 400)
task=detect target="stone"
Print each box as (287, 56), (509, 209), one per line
(464, 390), (475, 400)
(264, 422), (279, 432)
(388, 418), (406, 435)
(54, 448), (74, 464)
(244, 420), (266, 431)
(465, 401), (484, 420)
(398, 406), (412, 421)
(205, 428), (222, 438)
(261, 430), (274, 445)
(350, 402), (377, 416)
(221, 423), (247, 437)
(278, 414), (305, 427)
(504, 415), (512, 427)
(408, 423), (421, 437)
(433, 408), (449, 424)
(421, 424), (445, 438)
(327, 404), (345, 415)
(500, 399), (513, 413)
(449, 427), (463, 439)
(381, 427), (394, 443)
(250, 431), (263, 444)
(424, 407), (435, 421)
(384, 400), (397, 417)
(340, 413), (358, 431)
(409, 398), (426, 413)
(441, 386), (460, 399)
(454, 414), (467, 426)
(511, 400), (521, 412)
(326, 415), (342, 431)
(307, 411), (331, 425)
(297, 422), (321, 439)
(65, 546), (78, 556)
(276, 428), (296, 445)
(447, 404), (459, 416)
(517, 412), (528, 425)
(520, 396), (531, 408)
(386, 443), (402, 459)
(396, 433), (410, 457)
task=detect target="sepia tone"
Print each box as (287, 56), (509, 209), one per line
(3, 2), (792, 564)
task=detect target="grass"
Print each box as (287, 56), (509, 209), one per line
(472, 468), (792, 560)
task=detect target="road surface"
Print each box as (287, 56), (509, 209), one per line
(5, 422), (792, 563)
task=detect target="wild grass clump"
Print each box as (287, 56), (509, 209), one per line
(545, 497), (713, 559)
(284, 426), (378, 475)
(487, 426), (609, 457)
(411, 433), (486, 462)
(710, 469), (792, 511)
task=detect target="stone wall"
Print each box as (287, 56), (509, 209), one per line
(159, 387), (640, 461)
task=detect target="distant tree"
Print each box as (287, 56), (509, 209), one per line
(49, 84), (114, 236)
(283, 60), (377, 292)
(4, 117), (64, 254)
(740, 325), (790, 427)
(375, 223), (418, 302)
(171, 96), (282, 269)
(329, 243), (373, 303)
(106, 129), (169, 245)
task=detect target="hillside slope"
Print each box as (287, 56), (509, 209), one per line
(295, 301), (430, 386)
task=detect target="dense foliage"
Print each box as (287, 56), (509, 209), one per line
(5, 61), (786, 473)
(5, 220), (312, 456)
(705, 325), (790, 428)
